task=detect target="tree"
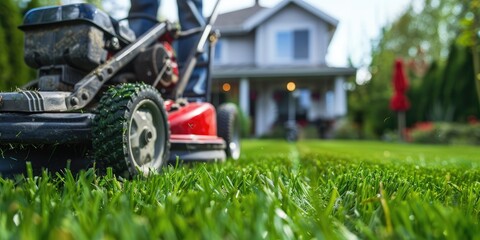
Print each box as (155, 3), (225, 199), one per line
(348, 0), (471, 138)
(439, 43), (477, 121)
(408, 61), (440, 122)
(86, 0), (103, 7)
(0, 0), (107, 91)
(415, 44), (478, 122)
(0, 0), (31, 91)
(0, 21), (10, 90)
(24, 0), (42, 13)
(458, 0), (480, 107)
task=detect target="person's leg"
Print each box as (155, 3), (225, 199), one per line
(176, 0), (203, 62)
(177, 0), (207, 96)
(129, 0), (160, 37)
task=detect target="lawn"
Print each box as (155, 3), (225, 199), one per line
(0, 140), (479, 239)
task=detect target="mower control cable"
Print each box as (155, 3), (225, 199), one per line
(66, 22), (170, 110)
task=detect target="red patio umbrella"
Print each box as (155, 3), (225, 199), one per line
(390, 59), (410, 141)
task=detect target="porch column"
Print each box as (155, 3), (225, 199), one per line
(334, 76), (347, 117)
(255, 85), (275, 137)
(239, 78), (250, 117)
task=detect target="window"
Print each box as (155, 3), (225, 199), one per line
(214, 40), (222, 63)
(276, 32), (292, 59)
(275, 29), (310, 60)
(293, 30), (309, 59)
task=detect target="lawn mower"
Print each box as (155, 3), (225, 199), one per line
(0, 0), (241, 177)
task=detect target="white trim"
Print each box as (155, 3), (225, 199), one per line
(334, 77), (347, 117)
(239, 78), (250, 116)
(255, 85), (277, 136)
(244, 0), (338, 32)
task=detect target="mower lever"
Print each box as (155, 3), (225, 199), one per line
(178, 27), (203, 37)
(66, 22), (170, 110)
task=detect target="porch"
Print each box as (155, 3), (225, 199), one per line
(212, 65), (356, 137)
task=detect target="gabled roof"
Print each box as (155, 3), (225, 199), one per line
(215, 4), (267, 33)
(215, 0), (338, 34)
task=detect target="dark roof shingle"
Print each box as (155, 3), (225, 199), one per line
(214, 5), (267, 31)
(214, 0), (338, 35)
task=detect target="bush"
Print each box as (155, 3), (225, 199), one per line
(260, 123), (319, 140)
(332, 119), (361, 140)
(410, 122), (480, 145)
(237, 106), (251, 138)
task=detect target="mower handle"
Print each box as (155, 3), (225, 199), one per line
(66, 0), (221, 110)
(171, 0), (222, 101)
(65, 22), (171, 110)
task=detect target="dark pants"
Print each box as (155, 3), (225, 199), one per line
(129, 0), (207, 96)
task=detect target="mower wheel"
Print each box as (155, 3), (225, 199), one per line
(92, 83), (170, 177)
(217, 103), (241, 160)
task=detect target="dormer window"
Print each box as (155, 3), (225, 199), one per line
(275, 29), (310, 61)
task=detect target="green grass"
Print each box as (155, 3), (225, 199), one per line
(1, 140), (479, 239)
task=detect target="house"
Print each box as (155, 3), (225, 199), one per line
(211, 0), (356, 137)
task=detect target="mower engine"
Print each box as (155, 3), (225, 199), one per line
(20, 4), (178, 91)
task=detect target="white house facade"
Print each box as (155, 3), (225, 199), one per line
(212, 0), (356, 137)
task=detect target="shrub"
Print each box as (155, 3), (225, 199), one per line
(332, 119), (361, 140)
(410, 122), (480, 145)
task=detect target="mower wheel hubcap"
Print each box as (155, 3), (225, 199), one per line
(129, 99), (165, 170)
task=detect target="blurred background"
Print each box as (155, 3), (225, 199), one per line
(1, 0), (479, 144)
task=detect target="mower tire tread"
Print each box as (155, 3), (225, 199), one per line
(92, 83), (170, 177)
(217, 103), (241, 160)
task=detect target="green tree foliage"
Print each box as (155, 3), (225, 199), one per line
(348, 0), (473, 138)
(85, 0), (103, 7)
(409, 61), (441, 122)
(0, 0), (32, 90)
(458, 0), (480, 106)
(24, 0), (42, 13)
(0, 22), (10, 90)
(439, 44), (478, 121)
(0, 0), (105, 92)
(411, 44), (479, 122)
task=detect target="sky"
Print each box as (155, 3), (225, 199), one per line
(68, 0), (414, 68)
